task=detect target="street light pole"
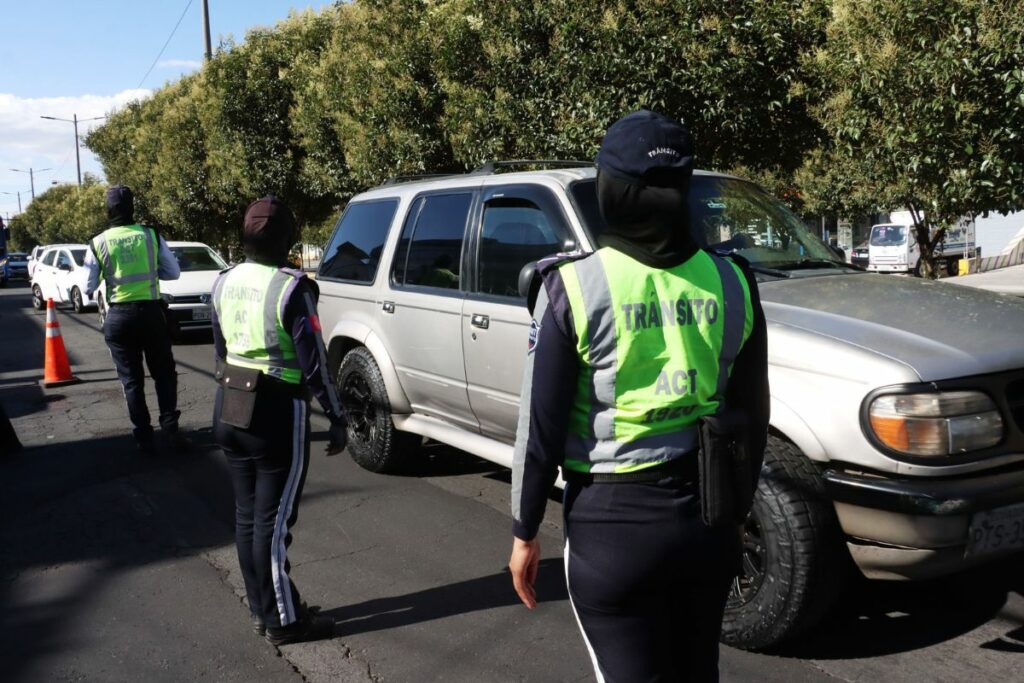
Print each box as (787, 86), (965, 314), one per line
(202, 0), (212, 62)
(40, 114), (106, 186)
(0, 191), (23, 213)
(10, 168), (50, 199)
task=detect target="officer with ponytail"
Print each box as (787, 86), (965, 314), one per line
(212, 197), (347, 646)
(508, 111), (769, 682)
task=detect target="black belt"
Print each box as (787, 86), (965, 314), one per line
(109, 299), (161, 307)
(562, 454), (698, 485)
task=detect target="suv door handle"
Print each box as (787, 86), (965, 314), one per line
(382, 301), (395, 314)
(471, 313), (489, 329)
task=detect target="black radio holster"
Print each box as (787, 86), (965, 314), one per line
(216, 364), (262, 429)
(697, 410), (755, 528)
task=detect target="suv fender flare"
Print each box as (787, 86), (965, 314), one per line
(327, 320), (412, 414)
(769, 395), (827, 462)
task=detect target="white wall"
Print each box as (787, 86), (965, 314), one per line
(975, 211), (1024, 256)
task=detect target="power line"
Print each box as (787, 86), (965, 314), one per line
(136, 0), (196, 89)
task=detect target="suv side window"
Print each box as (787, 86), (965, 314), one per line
(475, 186), (573, 298)
(392, 193), (473, 290)
(319, 199), (399, 283)
(42, 250), (56, 266)
(57, 251), (72, 269)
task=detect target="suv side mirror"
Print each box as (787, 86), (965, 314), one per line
(518, 261), (537, 300)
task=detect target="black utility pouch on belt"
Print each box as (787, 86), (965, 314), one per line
(216, 365), (262, 429)
(697, 410), (752, 528)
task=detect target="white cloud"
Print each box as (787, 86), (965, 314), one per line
(0, 89), (151, 219)
(158, 59), (202, 70)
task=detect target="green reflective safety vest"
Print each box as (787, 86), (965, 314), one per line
(212, 263), (304, 385)
(558, 247), (753, 474)
(91, 225), (160, 303)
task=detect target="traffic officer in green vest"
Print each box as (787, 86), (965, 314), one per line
(508, 111), (769, 682)
(85, 185), (188, 454)
(211, 196), (347, 646)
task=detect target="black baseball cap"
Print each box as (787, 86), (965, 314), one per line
(595, 110), (695, 188)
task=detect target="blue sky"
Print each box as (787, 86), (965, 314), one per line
(1, 1), (333, 220)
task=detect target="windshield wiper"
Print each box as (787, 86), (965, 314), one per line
(747, 264), (793, 279)
(775, 259), (851, 271)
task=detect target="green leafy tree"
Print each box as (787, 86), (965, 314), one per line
(808, 0), (1024, 277)
(6, 177), (108, 247)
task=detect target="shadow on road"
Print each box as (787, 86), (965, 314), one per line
(0, 429), (237, 682)
(326, 558), (568, 636)
(777, 552), (1024, 659)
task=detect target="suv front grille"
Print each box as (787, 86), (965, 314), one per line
(172, 295), (205, 304)
(1006, 379), (1024, 432)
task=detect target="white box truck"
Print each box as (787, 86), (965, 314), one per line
(868, 211), (977, 276)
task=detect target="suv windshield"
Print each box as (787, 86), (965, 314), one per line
(571, 176), (845, 272)
(171, 246), (226, 271)
(870, 224), (908, 247)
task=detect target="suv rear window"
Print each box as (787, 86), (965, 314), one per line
(320, 199), (399, 283)
(392, 193), (472, 290)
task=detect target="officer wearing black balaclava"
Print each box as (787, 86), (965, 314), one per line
(508, 111), (769, 682)
(211, 196), (347, 646)
(84, 185), (187, 453)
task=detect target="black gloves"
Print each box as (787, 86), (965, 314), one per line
(326, 416), (348, 456)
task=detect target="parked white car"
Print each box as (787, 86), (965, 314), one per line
(96, 240), (227, 331)
(30, 244), (96, 312)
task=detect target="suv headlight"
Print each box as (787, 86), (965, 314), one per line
(161, 293), (175, 303)
(868, 390), (1004, 456)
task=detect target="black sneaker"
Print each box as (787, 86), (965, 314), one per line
(251, 613), (266, 637)
(265, 612), (334, 646)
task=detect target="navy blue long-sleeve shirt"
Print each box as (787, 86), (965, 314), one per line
(510, 252), (770, 541)
(212, 271), (344, 423)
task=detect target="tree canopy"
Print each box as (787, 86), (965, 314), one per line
(50, 0), (1021, 278)
(803, 0), (1024, 276)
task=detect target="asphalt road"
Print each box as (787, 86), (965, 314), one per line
(1, 283), (1023, 682)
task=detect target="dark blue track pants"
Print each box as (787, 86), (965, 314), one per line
(563, 479), (740, 683)
(214, 386), (311, 628)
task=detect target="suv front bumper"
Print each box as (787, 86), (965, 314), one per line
(824, 466), (1024, 579)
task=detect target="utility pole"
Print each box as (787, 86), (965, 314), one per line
(40, 114), (105, 186)
(202, 0), (212, 62)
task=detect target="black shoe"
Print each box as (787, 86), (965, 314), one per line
(164, 431), (193, 453)
(251, 613), (266, 637)
(265, 612), (334, 646)
(136, 435), (157, 455)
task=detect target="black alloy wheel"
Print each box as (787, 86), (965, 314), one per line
(726, 512), (768, 610)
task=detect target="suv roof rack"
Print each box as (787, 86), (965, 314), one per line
(379, 173), (461, 187)
(470, 160), (595, 175)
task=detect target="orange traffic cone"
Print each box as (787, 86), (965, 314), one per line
(42, 298), (81, 387)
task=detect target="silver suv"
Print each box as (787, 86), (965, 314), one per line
(317, 163), (1024, 649)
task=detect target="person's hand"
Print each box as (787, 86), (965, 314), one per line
(509, 536), (541, 609)
(326, 419), (347, 456)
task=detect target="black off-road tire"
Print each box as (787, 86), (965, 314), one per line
(71, 286), (85, 313)
(31, 284), (44, 310)
(337, 346), (419, 473)
(721, 435), (849, 650)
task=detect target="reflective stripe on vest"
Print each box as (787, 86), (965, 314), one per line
(213, 263), (303, 384)
(559, 247), (752, 474)
(92, 225), (160, 303)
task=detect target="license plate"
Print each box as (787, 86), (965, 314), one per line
(192, 307), (212, 321)
(964, 502), (1024, 558)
